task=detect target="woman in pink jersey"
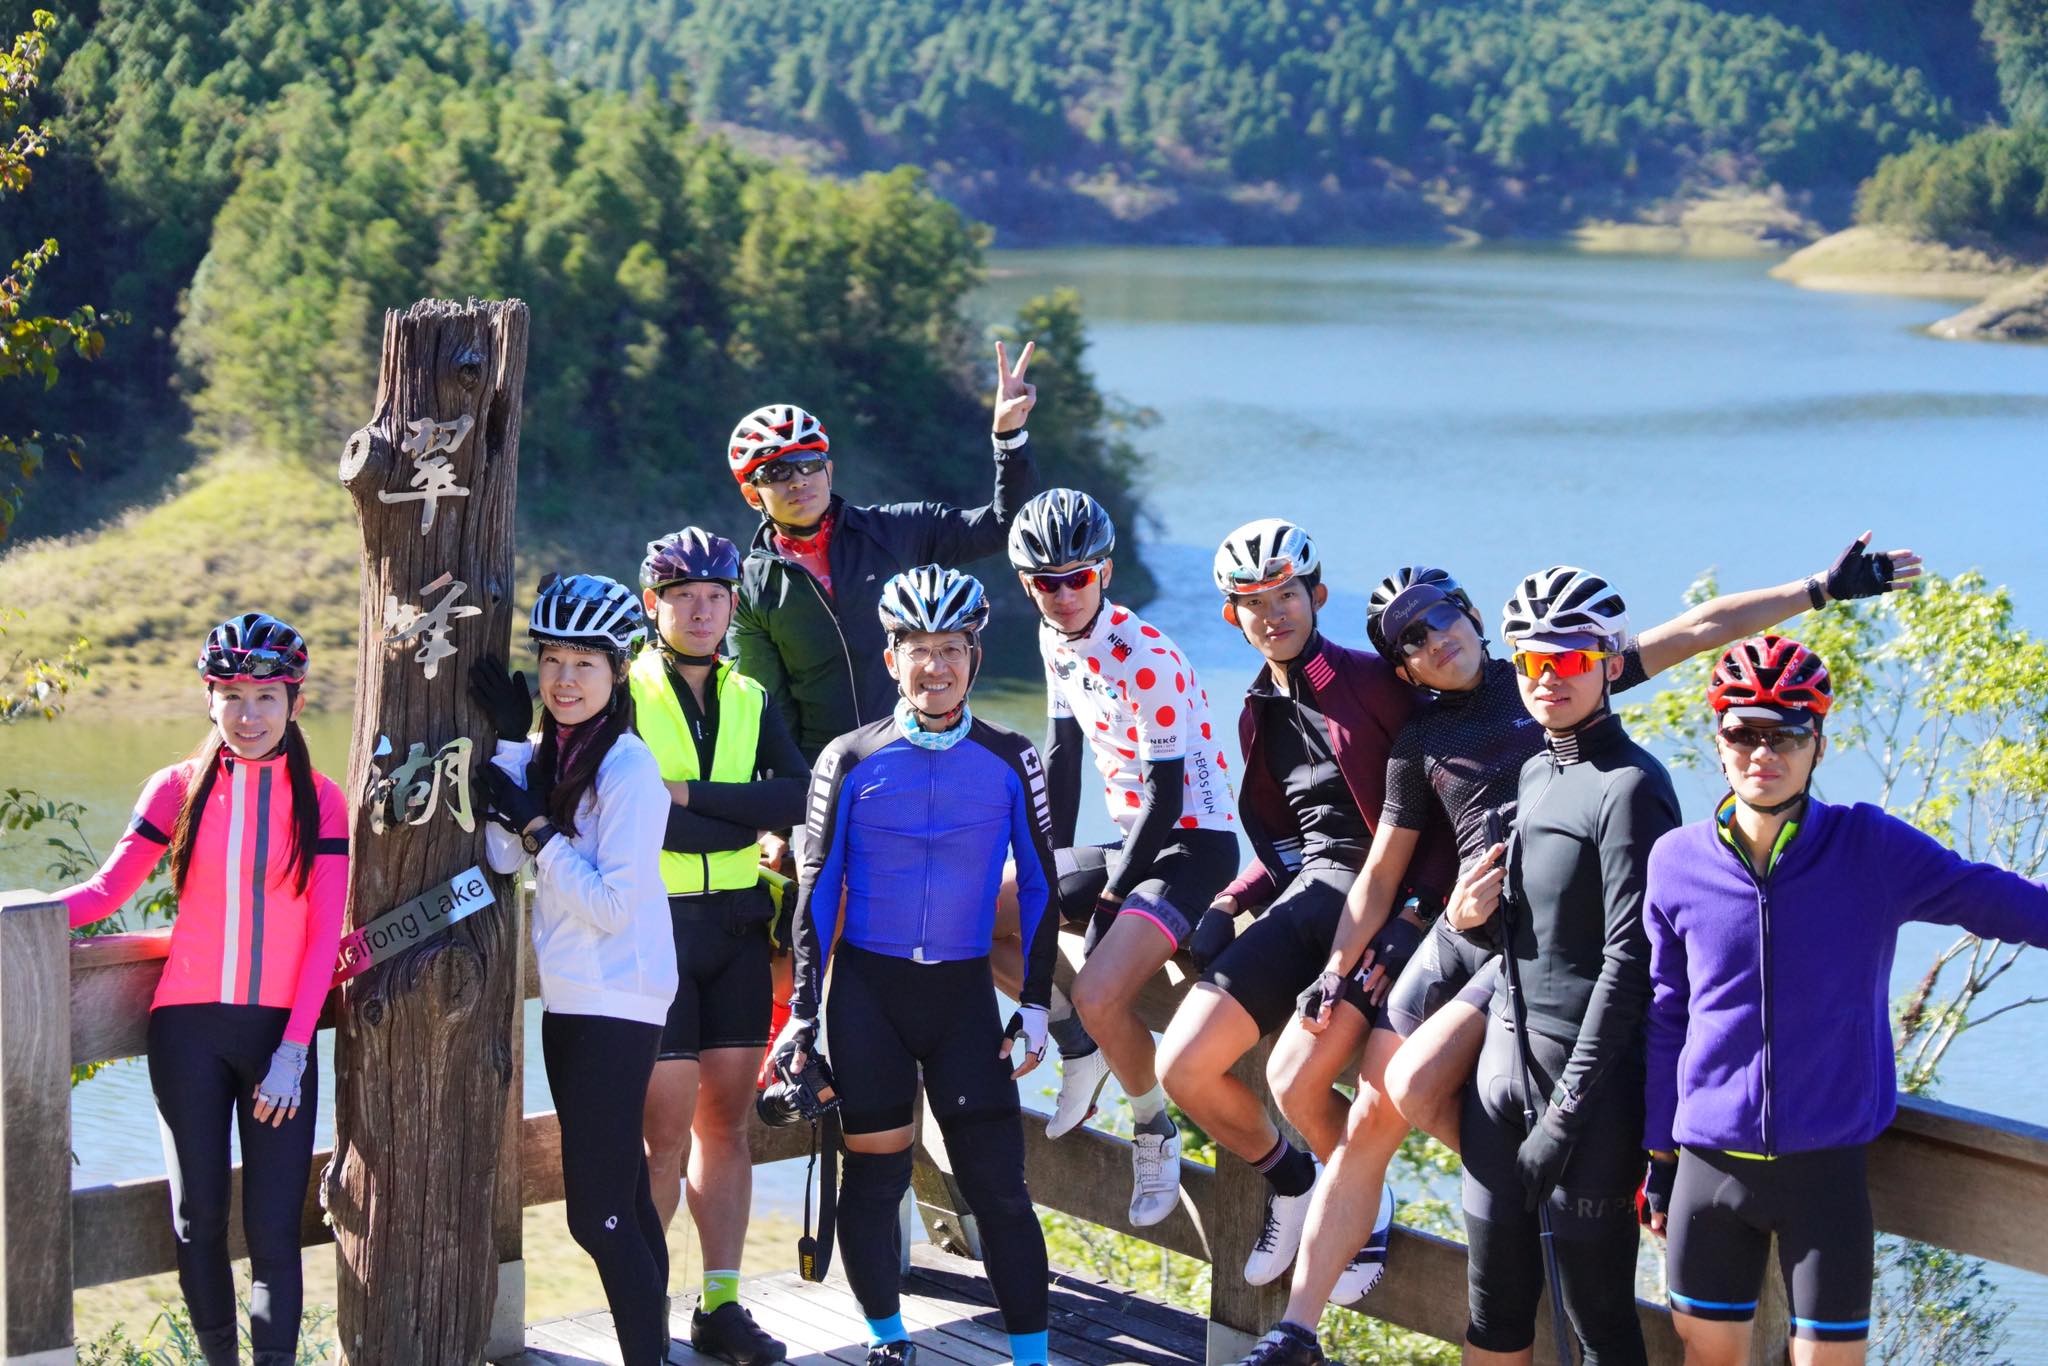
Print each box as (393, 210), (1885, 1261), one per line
(54, 612), (348, 1366)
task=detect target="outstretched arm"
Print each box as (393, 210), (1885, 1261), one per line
(1634, 531), (1921, 679)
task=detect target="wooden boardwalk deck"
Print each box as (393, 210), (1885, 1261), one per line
(510, 1245), (1209, 1366)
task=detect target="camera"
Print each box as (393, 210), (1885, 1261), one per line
(756, 1051), (840, 1127)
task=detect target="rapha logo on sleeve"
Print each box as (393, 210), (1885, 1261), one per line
(334, 865), (497, 982)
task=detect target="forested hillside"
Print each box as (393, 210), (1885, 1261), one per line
(464, 0), (1983, 241)
(0, 0), (1149, 706)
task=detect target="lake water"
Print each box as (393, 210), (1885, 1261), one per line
(5, 245), (2045, 1340)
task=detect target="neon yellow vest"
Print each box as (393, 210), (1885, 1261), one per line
(629, 650), (765, 896)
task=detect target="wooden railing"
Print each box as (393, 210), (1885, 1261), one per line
(5, 897), (2047, 1365)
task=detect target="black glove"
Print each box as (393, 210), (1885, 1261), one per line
(1637, 1153), (1678, 1230)
(1296, 970), (1346, 1025)
(1515, 1106), (1576, 1211)
(770, 1014), (818, 1085)
(478, 763), (545, 835)
(1821, 534), (1896, 603)
(469, 655), (535, 741)
(1366, 915), (1425, 980)
(1187, 905), (1238, 974)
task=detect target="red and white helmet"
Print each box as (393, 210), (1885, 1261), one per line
(1709, 635), (1833, 725)
(728, 404), (829, 486)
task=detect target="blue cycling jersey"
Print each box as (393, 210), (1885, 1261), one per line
(790, 715), (1058, 1019)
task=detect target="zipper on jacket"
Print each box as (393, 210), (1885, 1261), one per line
(798, 567), (863, 726)
(915, 749), (936, 961)
(1721, 835), (1778, 1156)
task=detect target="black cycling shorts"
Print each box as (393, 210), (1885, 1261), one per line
(1667, 1144), (1874, 1343)
(1202, 861), (1362, 1036)
(660, 887), (774, 1062)
(1054, 827), (1238, 948)
(1386, 915), (1500, 1038)
(824, 944), (1019, 1136)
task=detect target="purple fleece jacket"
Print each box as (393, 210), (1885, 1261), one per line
(1644, 798), (2048, 1156)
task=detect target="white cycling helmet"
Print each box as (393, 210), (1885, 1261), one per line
(728, 403), (829, 486)
(1008, 488), (1116, 570)
(529, 573), (645, 656)
(1500, 566), (1630, 649)
(1213, 518), (1320, 596)
(877, 565), (992, 639)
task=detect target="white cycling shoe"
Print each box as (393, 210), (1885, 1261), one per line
(1045, 1047), (1111, 1139)
(1329, 1184), (1396, 1305)
(1128, 1126), (1182, 1227)
(1243, 1160), (1322, 1286)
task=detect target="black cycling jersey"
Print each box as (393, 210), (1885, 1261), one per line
(1489, 712), (1679, 1108)
(1382, 650), (1648, 867)
(1259, 683), (1371, 867)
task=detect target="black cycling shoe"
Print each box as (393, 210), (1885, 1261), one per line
(690, 1301), (788, 1365)
(1231, 1321), (1326, 1366)
(867, 1340), (917, 1366)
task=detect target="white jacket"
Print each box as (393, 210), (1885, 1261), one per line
(485, 733), (678, 1026)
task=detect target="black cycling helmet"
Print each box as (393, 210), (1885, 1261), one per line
(1007, 488), (1116, 571)
(1367, 566), (1478, 658)
(641, 527), (741, 591)
(198, 612), (310, 685)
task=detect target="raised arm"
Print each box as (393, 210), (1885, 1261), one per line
(1634, 532), (1921, 679)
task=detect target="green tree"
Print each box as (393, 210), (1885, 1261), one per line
(0, 10), (114, 542)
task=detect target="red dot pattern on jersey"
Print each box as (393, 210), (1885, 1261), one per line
(1179, 816), (1198, 828)
(1125, 790), (1141, 808)
(1111, 610), (1129, 625)
(1087, 657), (1101, 672)
(1156, 706), (1176, 726)
(1174, 673), (1185, 692)
(1140, 625), (1160, 638)
(1200, 722), (1212, 739)
(1135, 668), (1156, 690)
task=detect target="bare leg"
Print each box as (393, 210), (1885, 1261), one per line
(1069, 913), (1176, 1096)
(1463, 1343), (1533, 1365)
(1266, 1004), (1368, 1162)
(1385, 997), (1487, 1152)
(1280, 1026), (1409, 1322)
(1790, 1338), (1867, 1366)
(1673, 1313), (1752, 1366)
(1157, 983), (1272, 1161)
(686, 1048), (760, 1271)
(642, 1057), (700, 1230)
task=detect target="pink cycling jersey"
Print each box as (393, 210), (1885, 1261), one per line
(1042, 602), (1235, 834)
(59, 750), (350, 1045)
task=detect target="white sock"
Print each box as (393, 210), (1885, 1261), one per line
(1129, 1083), (1168, 1128)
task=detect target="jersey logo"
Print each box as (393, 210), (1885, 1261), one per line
(1020, 744), (1053, 838)
(1108, 632), (1133, 663)
(1050, 655), (1079, 681)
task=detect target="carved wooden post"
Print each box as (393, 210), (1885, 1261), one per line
(329, 299), (529, 1365)
(0, 896), (74, 1365)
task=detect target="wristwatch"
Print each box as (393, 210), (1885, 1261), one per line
(521, 822), (558, 857)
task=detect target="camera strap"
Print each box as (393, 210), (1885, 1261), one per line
(797, 1110), (840, 1282)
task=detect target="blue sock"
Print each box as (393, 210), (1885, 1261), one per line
(1009, 1330), (1050, 1365)
(866, 1314), (907, 1347)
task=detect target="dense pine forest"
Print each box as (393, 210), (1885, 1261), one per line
(462, 0), (2045, 243)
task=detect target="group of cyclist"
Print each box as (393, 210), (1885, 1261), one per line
(45, 344), (2048, 1366)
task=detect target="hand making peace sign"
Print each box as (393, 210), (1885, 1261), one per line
(992, 339), (1037, 435)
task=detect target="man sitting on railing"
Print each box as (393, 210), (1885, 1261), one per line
(1641, 636), (2048, 1366)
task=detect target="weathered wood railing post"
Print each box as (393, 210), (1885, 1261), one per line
(328, 298), (530, 1365)
(0, 896), (73, 1365)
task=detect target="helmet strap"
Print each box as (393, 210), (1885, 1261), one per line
(658, 635), (720, 670)
(1742, 790), (1809, 818)
(1054, 600), (1107, 643)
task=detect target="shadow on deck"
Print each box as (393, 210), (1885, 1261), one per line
(513, 1246), (1207, 1366)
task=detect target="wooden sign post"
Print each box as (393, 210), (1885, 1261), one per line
(329, 298), (530, 1364)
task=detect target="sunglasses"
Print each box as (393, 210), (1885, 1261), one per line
(1026, 565), (1100, 594)
(1510, 649), (1616, 681)
(1222, 555), (1300, 594)
(1396, 603), (1469, 658)
(750, 457), (829, 487)
(201, 646), (298, 681)
(1717, 725), (1815, 754)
